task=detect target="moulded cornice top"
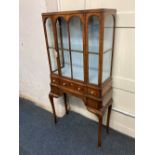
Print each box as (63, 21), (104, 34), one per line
(42, 8), (116, 16)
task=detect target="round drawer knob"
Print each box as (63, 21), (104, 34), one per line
(77, 87), (81, 91)
(63, 83), (66, 86)
(90, 91), (94, 95)
(53, 79), (56, 83)
(70, 83), (73, 86)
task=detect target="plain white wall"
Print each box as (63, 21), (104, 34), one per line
(20, 0), (135, 137)
(19, 0), (66, 116)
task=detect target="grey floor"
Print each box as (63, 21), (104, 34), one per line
(19, 98), (135, 155)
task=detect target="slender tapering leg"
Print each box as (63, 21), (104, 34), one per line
(98, 114), (103, 147)
(64, 93), (69, 114)
(49, 94), (57, 123)
(106, 104), (112, 134)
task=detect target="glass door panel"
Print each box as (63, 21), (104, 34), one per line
(89, 54), (98, 84)
(88, 16), (99, 84)
(45, 18), (58, 73)
(69, 16), (83, 81)
(102, 15), (114, 82)
(102, 49), (112, 81)
(56, 17), (72, 78)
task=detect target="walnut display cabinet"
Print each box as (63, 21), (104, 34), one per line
(42, 9), (116, 147)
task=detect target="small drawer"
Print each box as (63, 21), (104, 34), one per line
(87, 88), (100, 98)
(69, 82), (74, 89)
(60, 80), (69, 87)
(69, 82), (85, 94)
(51, 77), (59, 85)
(86, 98), (102, 109)
(75, 85), (85, 93)
(51, 85), (61, 96)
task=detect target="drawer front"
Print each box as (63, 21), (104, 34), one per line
(60, 80), (85, 94)
(87, 87), (101, 98)
(51, 76), (59, 85)
(51, 85), (61, 95)
(69, 82), (85, 94)
(60, 79), (70, 87)
(86, 98), (102, 109)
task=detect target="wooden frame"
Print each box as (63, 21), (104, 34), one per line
(42, 9), (116, 147)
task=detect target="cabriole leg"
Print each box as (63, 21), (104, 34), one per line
(106, 104), (112, 134)
(49, 94), (57, 123)
(98, 114), (103, 147)
(64, 93), (69, 114)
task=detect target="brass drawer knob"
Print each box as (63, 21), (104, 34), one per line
(90, 91), (94, 95)
(70, 83), (73, 86)
(52, 79), (56, 83)
(77, 87), (81, 91)
(63, 83), (66, 86)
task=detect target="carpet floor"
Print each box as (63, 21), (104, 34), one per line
(19, 98), (135, 155)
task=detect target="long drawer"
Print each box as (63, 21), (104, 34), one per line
(60, 78), (86, 95)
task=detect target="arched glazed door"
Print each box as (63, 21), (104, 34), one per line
(87, 15), (100, 85)
(55, 15), (84, 81)
(45, 18), (58, 74)
(69, 16), (84, 81)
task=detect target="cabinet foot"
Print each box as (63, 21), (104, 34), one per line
(64, 93), (69, 115)
(106, 104), (112, 134)
(49, 94), (57, 124)
(97, 114), (103, 147)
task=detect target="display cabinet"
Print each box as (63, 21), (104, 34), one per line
(42, 9), (116, 147)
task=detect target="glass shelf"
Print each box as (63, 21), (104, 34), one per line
(49, 46), (112, 55)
